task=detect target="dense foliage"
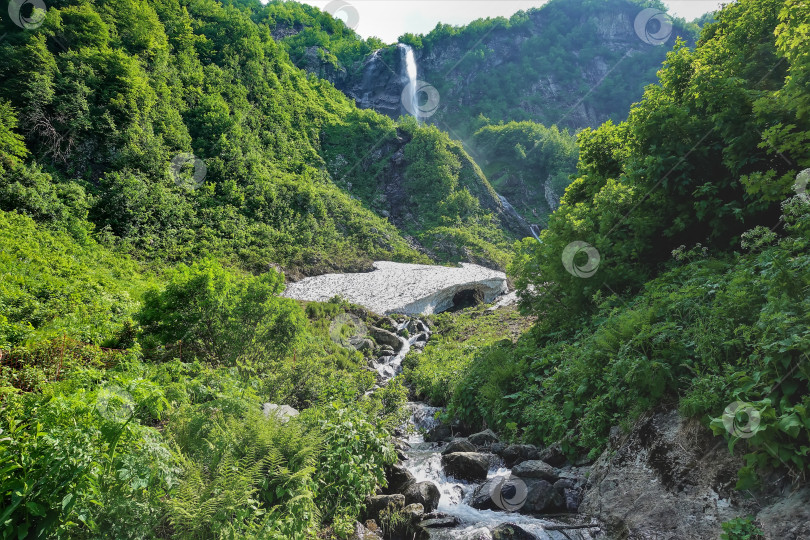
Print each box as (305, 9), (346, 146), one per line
(3, 0), (809, 537)
(258, 0), (384, 72)
(404, 0), (810, 486)
(0, 226), (405, 537)
(513, 0), (810, 333)
(471, 120), (579, 223)
(0, 0), (514, 276)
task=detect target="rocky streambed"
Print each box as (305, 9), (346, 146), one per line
(346, 315), (810, 540)
(354, 316), (602, 540)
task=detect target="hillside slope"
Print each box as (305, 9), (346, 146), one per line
(274, 0), (700, 134)
(0, 0), (520, 276)
(267, 0), (701, 226)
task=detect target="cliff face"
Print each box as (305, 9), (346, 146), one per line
(269, 0), (701, 233)
(582, 409), (810, 540)
(295, 0), (697, 133)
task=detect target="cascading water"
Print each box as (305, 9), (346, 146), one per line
(367, 316), (600, 539)
(400, 44), (419, 119)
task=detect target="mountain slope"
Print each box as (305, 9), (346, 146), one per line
(268, 0), (701, 226)
(276, 0), (700, 134)
(0, 0), (519, 276)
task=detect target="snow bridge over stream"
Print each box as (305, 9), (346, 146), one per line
(282, 261), (509, 315)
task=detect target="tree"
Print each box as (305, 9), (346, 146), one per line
(137, 259), (305, 365)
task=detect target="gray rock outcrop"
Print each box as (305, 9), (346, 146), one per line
(581, 409), (810, 539)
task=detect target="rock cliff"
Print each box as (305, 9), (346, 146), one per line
(581, 409), (810, 539)
(288, 0), (698, 134)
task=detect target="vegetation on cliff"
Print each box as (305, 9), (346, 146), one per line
(404, 0), (810, 485)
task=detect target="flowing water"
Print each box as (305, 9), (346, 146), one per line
(373, 318), (601, 539)
(372, 319), (421, 380)
(400, 44), (419, 119)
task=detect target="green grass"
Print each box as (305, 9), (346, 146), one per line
(0, 210), (155, 348)
(402, 304), (532, 406)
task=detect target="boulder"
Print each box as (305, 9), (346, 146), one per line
(362, 494), (404, 522)
(491, 523), (536, 540)
(425, 423), (453, 442)
(472, 475), (561, 514)
(441, 438), (476, 455)
(370, 327), (402, 350)
(521, 478), (562, 514)
(538, 442), (567, 467)
(511, 460), (559, 482)
(502, 444), (540, 468)
(376, 316), (399, 332)
(401, 502), (424, 521)
(468, 429), (499, 447)
(471, 475), (533, 512)
(403, 481), (441, 513)
(262, 403), (299, 423)
(384, 503), (429, 540)
(470, 478), (501, 511)
(349, 521), (382, 540)
(441, 452), (490, 482)
(384, 463), (415, 494)
(357, 339), (374, 352)
(554, 479), (582, 512)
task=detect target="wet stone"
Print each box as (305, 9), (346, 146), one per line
(418, 516), (460, 528)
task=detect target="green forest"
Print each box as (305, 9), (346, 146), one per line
(1, 0), (809, 538)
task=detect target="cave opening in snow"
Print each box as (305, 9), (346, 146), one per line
(448, 288), (485, 312)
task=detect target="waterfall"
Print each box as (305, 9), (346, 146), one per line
(399, 44), (419, 119)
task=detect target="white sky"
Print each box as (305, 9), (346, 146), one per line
(298, 1), (723, 43)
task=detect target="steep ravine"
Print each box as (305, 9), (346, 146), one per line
(358, 315), (601, 540)
(356, 311), (810, 540)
